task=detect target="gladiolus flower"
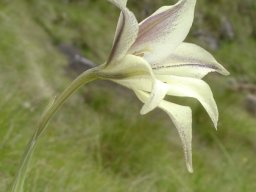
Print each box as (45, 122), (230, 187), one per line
(12, 1), (230, 191)
(94, 0), (229, 172)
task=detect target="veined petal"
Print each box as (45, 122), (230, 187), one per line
(107, 0), (139, 64)
(134, 90), (193, 173)
(152, 43), (230, 78)
(158, 75), (218, 128)
(129, 0), (196, 64)
(159, 100), (193, 173)
(112, 0), (128, 41)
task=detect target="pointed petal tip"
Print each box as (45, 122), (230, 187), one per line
(187, 166), (194, 173)
(186, 159), (193, 173)
(214, 60), (230, 76)
(219, 67), (230, 76)
(212, 113), (218, 130)
(185, 148), (193, 173)
(214, 122), (218, 130)
(140, 106), (149, 115)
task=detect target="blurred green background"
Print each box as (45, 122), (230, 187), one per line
(0, 0), (256, 191)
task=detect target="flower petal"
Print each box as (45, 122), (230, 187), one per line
(101, 54), (152, 78)
(134, 90), (193, 173)
(112, 0), (128, 40)
(152, 43), (230, 78)
(140, 80), (169, 115)
(129, 0), (196, 64)
(101, 54), (168, 114)
(159, 100), (193, 173)
(107, 0), (139, 64)
(157, 75), (218, 128)
(114, 78), (169, 115)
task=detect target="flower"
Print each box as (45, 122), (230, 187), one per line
(11, 1), (230, 191)
(92, 0), (229, 172)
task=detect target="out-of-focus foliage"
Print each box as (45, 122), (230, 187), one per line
(0, 0), (256, 191)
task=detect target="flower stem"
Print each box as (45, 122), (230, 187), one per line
(11, 68), (98, 192)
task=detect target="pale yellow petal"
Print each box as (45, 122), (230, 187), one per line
(101, 54), (152, 78)
(159, 100), (193, 173)
(134, 90), (193, 173)
(99, 54), (156, 110)
(112, 0), (128, 41)
(140, 80), (169, 115)
(117, 0), (127, 6)
(129, 0), (196, 64)
(107, 0), (139, 64)
(158, 75), (218, 128)
(152, 42), (230, 78)
(101, 54), (169, 114)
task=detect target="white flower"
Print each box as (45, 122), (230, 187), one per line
(11, 1), (231, 191)
(93, 0), (230, 172)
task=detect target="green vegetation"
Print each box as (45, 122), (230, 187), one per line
(1, 0), (256, 191)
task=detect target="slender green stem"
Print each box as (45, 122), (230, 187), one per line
(11, 68), (98, 192)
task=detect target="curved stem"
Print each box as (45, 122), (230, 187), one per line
(11, 68), (98, 192)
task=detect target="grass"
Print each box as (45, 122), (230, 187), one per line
(0, 0), (256, 191)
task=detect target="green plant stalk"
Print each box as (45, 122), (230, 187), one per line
(11, 68), (98, 192)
